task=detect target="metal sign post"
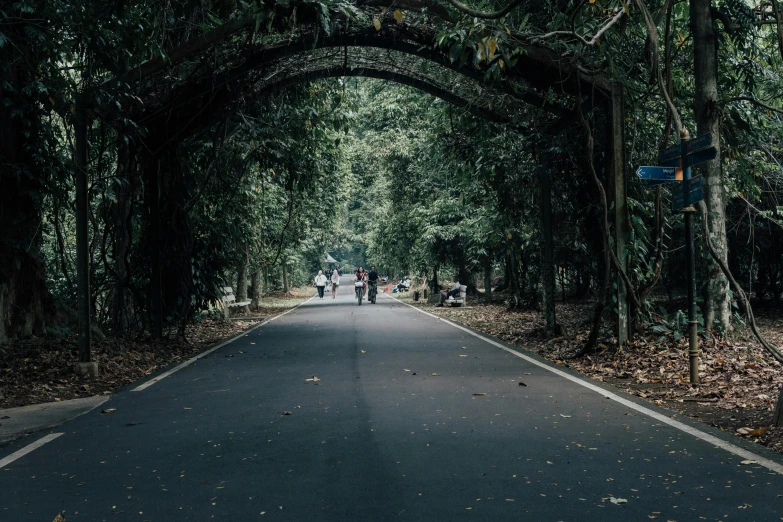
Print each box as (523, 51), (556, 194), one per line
(680, 134), (699, 385)
(638, 132), (716, 385)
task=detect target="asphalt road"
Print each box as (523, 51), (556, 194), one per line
(2, 276), (782, 521)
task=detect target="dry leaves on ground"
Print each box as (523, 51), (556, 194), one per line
(0, 319), (259, 410)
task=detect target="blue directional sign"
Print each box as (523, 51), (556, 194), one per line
(636, 166), (682, 182)
(658, 144), (681, 164)
(660, 145), (717, 168)
(688, 133), (713, 153)
(672, 175), (704, 211)
(657, 132), (714, 165)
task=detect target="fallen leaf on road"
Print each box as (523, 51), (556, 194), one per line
(459, 355), (468, 358)
(518, 382), (527, 386)
(740, 460), (758, 465)
(749, 427), (769, 437)
(609, 497), (627, 504)
(305, 376), (320, 382)
(282, 411), (292, 416)
(100, 408), (116, 414)
(430, 373), (439, 376)
(404, 369), (410, 372)
(736, 427), (753, 435)
(52, 512), (66, 522)
(473, 392), (487, 396)
(361, 350), (367, 354)
(560, 414), (571, 418)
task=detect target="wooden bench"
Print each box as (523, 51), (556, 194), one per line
(447, 285), (468, 307)
(221, 286), (251, 317)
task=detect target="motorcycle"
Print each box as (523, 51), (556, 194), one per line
(354, 280), (365, 305)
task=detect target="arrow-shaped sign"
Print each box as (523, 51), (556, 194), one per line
(636, 166), (682, 182)
(660, 145), (717, 168)
(658, 144), (681, 164)
(657, 132), (713, 165)
(688, 133), (713, 154)
(672, 176), (704, 211)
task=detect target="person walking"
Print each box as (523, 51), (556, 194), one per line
(330, 267), (341, 298)
(314, 270), (327, 299)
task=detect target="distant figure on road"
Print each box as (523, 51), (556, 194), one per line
(355, 266), (367, 296)
(439, 275), (461, 306)
(330, 268), (340, 299)
(367, 265), (378, 293)
(314, 270), (327, 299)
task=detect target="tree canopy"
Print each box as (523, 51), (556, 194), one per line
(2, 0), (783, 364)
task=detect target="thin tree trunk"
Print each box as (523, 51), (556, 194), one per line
(236, 251), (249, 313)
(112, 137), (133, 334)
(484, 259), (492, 302)
(539, 168), (557, 332)
(691, 0), (730, 331)
(282, 262), (289, 294)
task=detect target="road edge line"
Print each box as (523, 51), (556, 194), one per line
(0, 433), (64, 469)
(132, 295), (316, 392)
(386, 294), (783, 476)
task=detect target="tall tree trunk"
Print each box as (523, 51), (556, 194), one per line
(112, 137), (134, 335)
(539, 169), (557, 332)
(236, 251), (249, 313)
(282, 262), (289, 293)
(0, 46), (54, 343)
(146, 156), (163, 339)
(610, 82), (630, 345)
(251, 269), (262, 309)
(691, 0), (730, 331)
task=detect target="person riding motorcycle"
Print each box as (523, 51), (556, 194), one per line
(367, 265), (379, 298)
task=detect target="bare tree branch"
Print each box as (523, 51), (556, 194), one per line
(532, 8), (627, 47)
(442, 0), (524, 20)
(723, 95), (783, 115)
(637, 0), (687, 137)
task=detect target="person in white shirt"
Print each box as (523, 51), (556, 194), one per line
(330, 268), (340, 299)
(314, 270), (327, 299)
(439, 276), (461, 305)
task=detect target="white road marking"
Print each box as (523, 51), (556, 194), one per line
(132, 296), (316, 391)
(387, 294), (783, 475)
(0, 433), (64, 469)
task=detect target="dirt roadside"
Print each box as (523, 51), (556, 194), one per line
(0, 289), (313, 410)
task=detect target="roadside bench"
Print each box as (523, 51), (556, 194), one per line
(447, 285), (468, 307)
(221, 286), (250, 317)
